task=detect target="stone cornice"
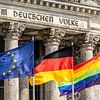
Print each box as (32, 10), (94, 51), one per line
(40, 0), (99, 15)
(0, 1), (99, 17)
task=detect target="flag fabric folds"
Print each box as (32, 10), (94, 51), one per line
(58, 54), (100, 96)
(29, 46), (73, 85)
(0, 41), (34, 80)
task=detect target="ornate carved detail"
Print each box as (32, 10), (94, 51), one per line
(72, 33), (100, 65)
(2, 22), (25, 39)
(74, 33), (100, 49)
(73, 45), (81, 64)
(67, 92), (80, 100)
(60, 40), (72, 48)
(39, 28), (66, 46)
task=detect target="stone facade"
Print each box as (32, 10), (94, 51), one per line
(0, 0), (100, 100)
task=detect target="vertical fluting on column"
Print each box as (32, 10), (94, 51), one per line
(19, 41), (30, 99)
(19, 77), (29, 100)
(33, 0), (37, 4)
(17, 31), (30, 100)
(20, 0), (24, 3)
(3, 22), (25, 100)
(93, 43), (100, 100)
(27, 0), (31, 3)
(40, 28), (67, 100)
(78, 33), (100, 100)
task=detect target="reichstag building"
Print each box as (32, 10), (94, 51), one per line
(0, 0), (100, 100)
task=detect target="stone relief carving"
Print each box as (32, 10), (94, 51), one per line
(2, 22), (25, 39)
(74, 33), (100, 49)
(39, 28), (66, 45)
(73, 33), (100, 63)
(9, 22), (25, 37)
(67, 92), (81, 100)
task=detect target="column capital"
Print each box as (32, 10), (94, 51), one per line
(74, 33), (100, 49)
(39, 28), (66, 46)
(67, 92), (80, 100)
(2, 22), (25, 40)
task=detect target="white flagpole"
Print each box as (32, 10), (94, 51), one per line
(32, 37), (35, 100)
(71, 42), (74, 100)
(32, 77), (35, 100)
(72, 68), (74, 100)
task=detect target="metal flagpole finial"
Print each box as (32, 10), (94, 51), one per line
(71, 41), (73, 46)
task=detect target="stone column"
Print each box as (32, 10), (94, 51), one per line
(33, 0), (37, 4)
(3, 22), (25, 100)
(18, 37), (30, 100)
(19, 78), (29, 100)
(93, 43), (100, 100)
(78, 33), (100, 100)
(97, 44), (100, 100)
(40, 28), (67, 100)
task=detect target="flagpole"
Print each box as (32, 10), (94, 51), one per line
(71, 42), (74, 100)
(32, 37), (35, 100)
(32, 77), (35, 100)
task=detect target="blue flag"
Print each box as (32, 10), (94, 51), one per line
(0, 41), (34, 79)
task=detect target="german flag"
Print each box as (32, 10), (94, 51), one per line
(29, 46), (73, 85)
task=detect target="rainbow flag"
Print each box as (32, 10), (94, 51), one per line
(58, 54), (100, 96)
(29, 47), (73, 85)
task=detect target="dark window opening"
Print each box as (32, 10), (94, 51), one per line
(0, 36), (5, 100)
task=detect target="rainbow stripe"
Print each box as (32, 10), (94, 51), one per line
(58, 54), (100, 96)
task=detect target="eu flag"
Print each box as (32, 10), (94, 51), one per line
(0, 41), (34, 79)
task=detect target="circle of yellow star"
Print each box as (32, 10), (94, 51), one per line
(7, 52), (10, 54)
(3, 72), (6, 76)
(11, 54), (14, 57)
(14, 59), (17, 63)
(12, 65), (16, 68)
(8, 70), (11, 73)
